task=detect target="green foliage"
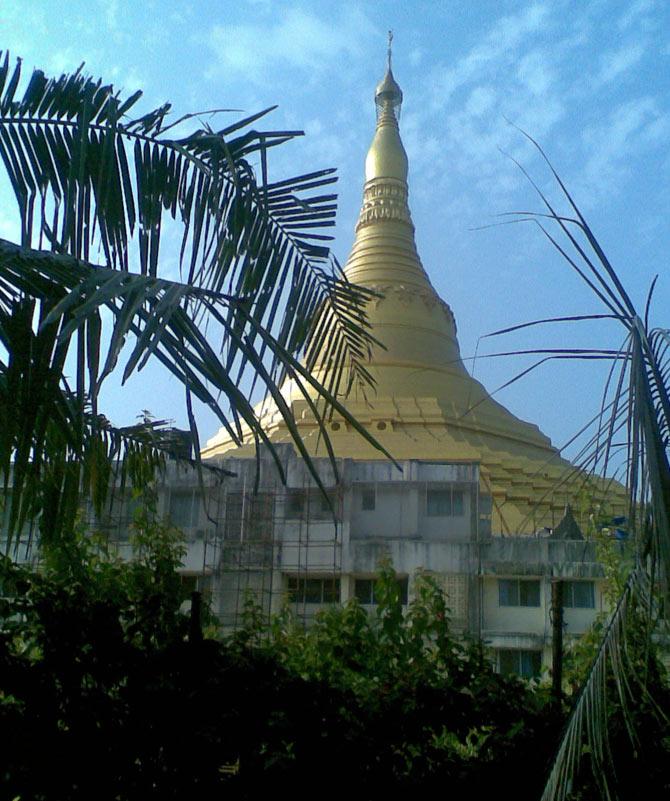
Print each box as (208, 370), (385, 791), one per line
(257, 563), (474, 695)
(0, 551), (561, 800)
(1, 487), (189, 657)
(0, 505), (194, 800)
(560, 521), (670, 799)
(231, 562), (561, 793)
(564, 525), (637, 689)
(4, 536), (664, 799)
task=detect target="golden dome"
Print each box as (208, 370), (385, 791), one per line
(202, 51), (606, 533)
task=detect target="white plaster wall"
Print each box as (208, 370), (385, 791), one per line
(280, 543), (341, 571)
(417, 490), (471, 539)
(345, 539), (475, 576)
(179, 540), (208, 572)
(482, 576), (546, 635)
(349, 485), (413, 538)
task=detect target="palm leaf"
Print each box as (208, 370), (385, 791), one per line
(493, 131), (670, 799)
(0, 53), (385, 551)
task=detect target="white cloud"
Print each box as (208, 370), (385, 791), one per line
(464, 86), (496, 117)
(398, 0), (667, 220)
(579, 97), (669, 198)
(508, 97), (565, 142)
(429, 2), (551, 107)
(206, 5), (378, 85)
(101, 0), (119, 32)
(637, 109), (670, 145)
(409, 47), (424, 67)
(402, 2), (570, 213)
(516, 49), (554, 96)
(596, 41), (646, 85)
(93, 0), (134, 45)
(169, 5), (194, 25)
(617, 0), (657, 31)
(108, 64), (146, 94)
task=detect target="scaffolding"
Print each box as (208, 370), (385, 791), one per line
(2, 449), (625, 645)
(217, 472), (342, 629)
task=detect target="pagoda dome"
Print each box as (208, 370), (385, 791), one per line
(203, 54), (593, 534)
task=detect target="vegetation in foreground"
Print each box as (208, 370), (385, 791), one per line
(1, 506), (668, 801)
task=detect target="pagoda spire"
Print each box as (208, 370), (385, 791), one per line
(362, 37), (407, 186)
(346, 42), (442, 296)
(202, 44), (566, 536)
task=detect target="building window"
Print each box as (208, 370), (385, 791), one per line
(225, 492), (274, 541)
(498, 579), (541, 607)
(246, 493), (274, 542)
(169, 491), (200, 528)
(92, 492), (137, 541)
(354, 576), (409, 605)
(426, 488), (464, 517)
(179, 573), (211, 603)
(361, 488), (376, 511)
(563, 580), (595, 609)
(308, 491), (339, 520)
(318, 492), (333, 514)
(498, 649), (542, 678)
(286, 491), (305, 519)
(287, 577), (340, 604)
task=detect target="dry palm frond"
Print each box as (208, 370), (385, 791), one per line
(489, 128), (670, 800)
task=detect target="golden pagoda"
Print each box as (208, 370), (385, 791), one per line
(203, 50), (589, 534)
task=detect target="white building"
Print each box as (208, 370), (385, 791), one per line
(123, 450), (605, 678)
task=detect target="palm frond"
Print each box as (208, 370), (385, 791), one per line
(541, 568), (665, 801)
(0, 53), (387, 551)
(491, 130), (670, 799)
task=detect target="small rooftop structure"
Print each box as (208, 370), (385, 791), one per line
(549, 505), (585, 541)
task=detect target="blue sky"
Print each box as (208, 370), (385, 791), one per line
(2, 0), (670, 462)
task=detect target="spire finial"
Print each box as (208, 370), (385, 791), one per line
(375, 31), (403, 123)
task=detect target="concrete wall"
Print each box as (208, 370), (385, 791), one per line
(3, 450), (611, 676)
(482, 576), (547, 635)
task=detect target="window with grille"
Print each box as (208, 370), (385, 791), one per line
(498, 579), (541, 607)
(168, 491), (200, 528)
(103, 491), (142, 539)
(498, 649), (542, 678)
(426, 488), (464, 517)
(247, 493), (274, 542)
(287, 577), (340, 604)
(354, 576), (408, 605)
(286, 491), (305, 519)
(563, 580), (595, 609)
(286, 491), (339, 520)
(361, 488), (376, 511)
(179, 573), (212, 602)
(309, 491), (338, 520)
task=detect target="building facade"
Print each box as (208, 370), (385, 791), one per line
(95, 450), (605, 678)
(4, 57), (617, 679)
